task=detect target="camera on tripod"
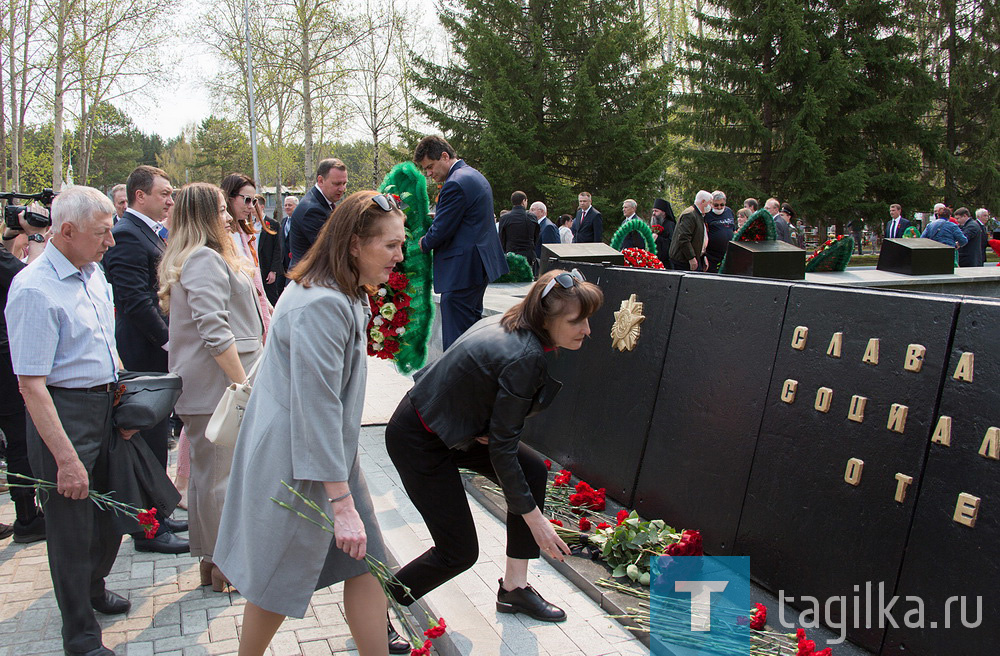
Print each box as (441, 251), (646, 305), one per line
(1, 188), (58, 231)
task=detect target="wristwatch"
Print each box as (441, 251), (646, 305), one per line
(27, 234), (45, 244)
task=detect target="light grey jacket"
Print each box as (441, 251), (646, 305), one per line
(167, 247), (264, 415)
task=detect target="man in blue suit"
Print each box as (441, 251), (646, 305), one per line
(529, 201), (560, 262)
(288, 159), (347, 268)
(572, 191), (603, 243)
(415, 136), (508, 349)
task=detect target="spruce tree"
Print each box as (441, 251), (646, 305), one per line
(673, 0), (936, 226)
(410, 0), (670, 225)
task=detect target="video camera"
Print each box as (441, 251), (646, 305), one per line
(1, 188), (58, 231)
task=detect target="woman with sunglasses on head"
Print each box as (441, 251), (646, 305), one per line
(222, 173), (272, 336)
(385, 268), (603, 622)
(215, 191), (407, 656)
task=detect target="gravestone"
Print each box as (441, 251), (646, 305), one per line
(723, 240), (806, 280)
(520, 264), (681, 505)
(634, 275), (791, 555)
(876, 238), (954, 275)
(540, 242), (625, 274)
(882, 298), (1000, 654)
(735, 284), (959, 653)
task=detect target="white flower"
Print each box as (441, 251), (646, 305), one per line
(373, 316), (384, 326)
(373, 343), (382, 351)
(396, 327), (406, 336)
(377, 288), (387, 297)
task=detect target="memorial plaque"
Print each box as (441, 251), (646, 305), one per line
(521, 264), (682, 505)
(883, 298), (1000, 655)
(876, 238), (954, 275)
(724, 240), (806, 280)
(735, 285), (959, 652)
(540, 242), (625, 274)
(634, 275), (791, 555)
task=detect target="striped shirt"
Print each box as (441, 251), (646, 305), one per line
(5, 243), (118, 387)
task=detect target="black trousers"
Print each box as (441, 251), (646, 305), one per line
(385, 394), (547, 605)
(0, 408), (36, 513)
(28, 387), (122, 654)
(439, 283), (488, 350)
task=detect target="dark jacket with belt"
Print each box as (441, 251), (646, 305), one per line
(407, 315), (561, 514)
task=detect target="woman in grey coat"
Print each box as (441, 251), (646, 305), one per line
(158, 182), (264, 591)
(215, 191), (405, 656)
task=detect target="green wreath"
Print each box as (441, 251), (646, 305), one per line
(496, 253), (534, 283)
(610, 218), (657, 256)
(378, 162), (433, 374)
(720, 208), (778, 273)
(805, 235), (855, 272)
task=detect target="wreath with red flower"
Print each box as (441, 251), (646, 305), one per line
(621, 247), (665, 270)
(719, 208), (778, 273)
(804, 234), (855, 272)
(367, 269), (413, 360)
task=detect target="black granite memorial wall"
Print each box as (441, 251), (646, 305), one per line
(882, 298), (1000, 655)
(633, 275), (791, 555)
(520, 263), (682, 505)
(734, 285), (959, 652)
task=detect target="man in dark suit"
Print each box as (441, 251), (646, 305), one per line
(110, 184), (127, 224)
(619, 199), (648, 250)
(288, 159), (348, 268)
(529, 201), (560, 263)
(669, 190), (712, 271)
(498, 190), (539, 268)
(572, 191), (603, 243)
(280, 195), (297, 277)
(414, 136), (508, 349)
(102, 165), (188, 555)
(884, 204), (911, 239)
(956, 207), (985, 267)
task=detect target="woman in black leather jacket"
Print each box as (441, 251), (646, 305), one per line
(385, 268), (603, 623)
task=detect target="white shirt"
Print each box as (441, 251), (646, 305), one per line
(126, 208), (165, 237)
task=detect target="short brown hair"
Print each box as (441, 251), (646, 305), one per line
(316, 158), (347, 179)
(511, 190), (527, 206)
(414, 135), (456, 163)
(744, 198), (759, 211)
(288, 190), (404, 299)
(578, 191), (592, 200)
(126, 165), (170, 204)
(954, 207), (971, 218)
(890, 203), (902, 212)
(501, 269), (603, 348)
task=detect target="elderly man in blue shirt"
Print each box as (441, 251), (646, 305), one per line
(6, 185), (139, 656)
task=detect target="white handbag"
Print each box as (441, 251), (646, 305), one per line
(205, 355), (262, 448)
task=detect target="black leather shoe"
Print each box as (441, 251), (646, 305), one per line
(160, 516), (188, 533)
(388, 616), (410, 654)
(496, 578), (566, 622)
(0, 523), (12, 540)
(91, 589), (131, 615)
(13, 513), (46, 543)
(65, 646), (115, 656)
(133, 531), (189, 554)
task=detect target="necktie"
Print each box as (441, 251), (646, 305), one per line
(157, 225), (168, 241)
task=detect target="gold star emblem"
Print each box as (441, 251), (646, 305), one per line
(611, 294), (645, 352)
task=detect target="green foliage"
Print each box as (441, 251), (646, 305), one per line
(805, 235), (854, 272)
(379, 162), (433, 374)
(673, 0), (937, 224)
(589, 511), (675, 585)
(75, 103), (144, 189)
(496, 252), (533, 283)
(411, 0), (671, 218)
(194, 116), (252, 182)
(610, 218), (657, 255)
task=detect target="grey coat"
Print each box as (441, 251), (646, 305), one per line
(213, 282), (386, 618)
(167, 247), (264, 414)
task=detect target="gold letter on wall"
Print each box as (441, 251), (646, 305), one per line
(953, 493), (981, 528)
(904, 344), (926, 372)
(827, 332), (843, 358)
(862, 338), (880, 365)
(814, 387), (833, 413)
(953, 352), (974, 382)
(887, 403), (909, 434)
(844, 458), (864, 486)
(894, 473), (914, 503)
(791, 326), (809, 351)
(931, 416), (952, 446)
(848, 395), (867, 423)
(780, 379), (799, 404)
(979, 427), (1000, 460)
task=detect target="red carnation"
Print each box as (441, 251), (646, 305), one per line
(423, 617), (447, 639)
(137, 507), (159, 539)
(549, 519), (563, 527)
(596, 522), (611, 530)
(553, 469), (572, 486)
(543, 459), (551, 470)
(389, 271), (408, 290)
(578, 517), (591, 531)
(395, 293), (412, 309)
(616, 509), (629, 526)
(383, 340), (400, 354)
(390, 308), (409, 328)
(749, 602), (766, 630)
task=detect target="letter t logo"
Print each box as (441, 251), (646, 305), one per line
(674, 580), (729, 631)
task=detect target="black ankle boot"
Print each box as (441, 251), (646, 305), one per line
(496, 578), (567, 622)
(13, 511), (45, 543)
(387, 614), (410, 654)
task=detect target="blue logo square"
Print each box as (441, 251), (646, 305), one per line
(650, 556), (754, 655)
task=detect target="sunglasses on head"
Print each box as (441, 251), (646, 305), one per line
(541, 268), (586, 298)
(371, 193), (407, 212)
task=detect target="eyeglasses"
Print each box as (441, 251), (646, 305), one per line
(233, 194), (258, 206)
(541, 268), (585, 298)
(371, 193), (407, 212)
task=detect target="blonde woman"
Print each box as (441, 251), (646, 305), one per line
(157, 182), (264, 591)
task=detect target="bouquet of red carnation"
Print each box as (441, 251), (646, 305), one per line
(621, 247), (666, 270)
(367, 271), (413, 360)
(651, 224), (663, 235)
(569, 480), (606, 511)
(664, 529), (703, 556)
